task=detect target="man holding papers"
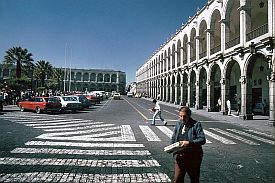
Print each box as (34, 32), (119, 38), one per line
(170, 106), (206, 183)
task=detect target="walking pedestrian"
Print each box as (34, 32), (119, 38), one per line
(151, 99), (167, 126)
(263, 99), (268, 115)
(237, 98), (241, 116)
(217, 97), (221, 112)
(171, 106), (206, 183)
(226, 99), (231, 115)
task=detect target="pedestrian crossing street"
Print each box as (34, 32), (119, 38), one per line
(0, 112), (274, 182)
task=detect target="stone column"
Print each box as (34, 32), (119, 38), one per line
(239, 76), (248, 119)
(180, 73), (184, 105)
(268, 72), (275, 125)
(195, 80), (199, 110)
(166, 77), (169, 102)
(187, 80), (191, 107)
(175, 73), (178, 104)
(220, 78), (226, 114)
(170, 76), (174, 103)
(206, 80), (211, 111)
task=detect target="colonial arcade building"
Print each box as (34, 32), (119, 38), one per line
(136, 0), (275, 124)
(63, 68), (126, 93)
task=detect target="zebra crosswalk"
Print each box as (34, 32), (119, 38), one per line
(0, 112), (274, 182)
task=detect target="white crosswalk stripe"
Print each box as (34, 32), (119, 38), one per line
(209, 128), (259, 145)
(227, 129), (275, 145)
(156, 126), (173, 138)
(139, 125), (161, 141)
(204, 129), (236, 144)
(11, 147), (151, 156)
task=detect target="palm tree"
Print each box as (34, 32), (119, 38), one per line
(52, 68), (64, 91)
(34, 60), (53, 87)
(3, 47), (34, 78)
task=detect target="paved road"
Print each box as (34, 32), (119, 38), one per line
(0, 96), (274, 182)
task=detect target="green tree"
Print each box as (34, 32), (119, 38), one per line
(52, 68), (64, 91)
(3, 47), (34, 78)
(34, 60), (53, 87)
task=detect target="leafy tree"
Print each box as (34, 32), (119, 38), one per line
(52, 68), (64, 91)
(3, 47), (34, 78)
(33, 60), (53, 87)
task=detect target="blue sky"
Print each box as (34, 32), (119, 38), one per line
(0, 0), (207, 85)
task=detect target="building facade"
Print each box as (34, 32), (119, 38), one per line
(63, 68), (126, 93)
(0, 66), (126, 93)
(136, 0), (275, 124)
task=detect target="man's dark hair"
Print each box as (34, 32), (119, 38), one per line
(179, 106), (191, 116)
(152, 99), (157, 103)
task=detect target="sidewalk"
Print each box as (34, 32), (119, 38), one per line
(143, 97), (275, 134)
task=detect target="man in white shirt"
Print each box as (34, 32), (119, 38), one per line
(152, 99), (167, 126)
(226, 99), (231, 115)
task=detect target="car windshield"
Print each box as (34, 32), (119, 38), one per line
(45, 98), (59, 103)
(62, 96), (77, 101)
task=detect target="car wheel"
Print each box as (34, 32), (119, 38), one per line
(36, 107), (41, 114)
(20, 105), (25, 112)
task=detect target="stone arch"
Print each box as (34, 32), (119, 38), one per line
(190, 70), (196, 107)
(209, 63), (222, 111)
(244, 53), (270, 116)
(190, 28), (197, 62)
(224, 59), (241, 112)
(111, 74), (117, 83)
(83, 73), (89, 81)
(172, 44), (176, 69)
(199, 67), (207, 109)
(90, 73), (96, 82)
(210, 9), (222, 54)
(182, 72), (188, 106)
(246, 0), (268, 41)
(182, 34), (188, 65)
(104, 74), (110, 82)
(199, 20), (207, 59)
(224, 0), (240, 49)
(177, 40), (182, 67)
(76, 72), (82, 81)
(97, 73), (103, 82)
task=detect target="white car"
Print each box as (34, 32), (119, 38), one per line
(55, 96), (82, 112)
(113, 93), (121, 100)
(127, 92), (133, 97)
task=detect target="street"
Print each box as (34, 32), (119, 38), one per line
(0, 96), (274, 182)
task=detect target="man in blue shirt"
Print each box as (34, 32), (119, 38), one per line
(171, 106), (206, 183)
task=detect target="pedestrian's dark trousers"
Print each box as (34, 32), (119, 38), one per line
(174, 153), (202, 183)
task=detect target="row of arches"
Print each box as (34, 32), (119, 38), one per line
(139, 52), (272, 119)
(65, 72), (118, 83)
(137, 0), (269, 81)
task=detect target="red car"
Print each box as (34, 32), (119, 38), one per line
(85, 94), (101, 105)
(18, 97), (62, 114)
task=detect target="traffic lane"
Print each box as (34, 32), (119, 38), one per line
(64, 98), (150, 125)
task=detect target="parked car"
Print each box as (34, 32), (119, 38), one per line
(55, 96), (82, 112)
(85, 94), (101, 104)
(113, 93), (121, 100)
(18, 97), (62, 114)
(74, 95), (92, 109)
(127, 92), (133, 97)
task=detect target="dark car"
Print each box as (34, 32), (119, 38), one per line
(75, 95), (92, 109)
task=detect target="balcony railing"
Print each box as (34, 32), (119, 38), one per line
(210, 44), (221, 55)
(225, 36), (240, 49)
(199, 51), (207, 59)
(246, 23), (268, 41)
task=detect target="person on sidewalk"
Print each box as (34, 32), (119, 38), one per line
(151, 99), (167, 126)
(237, 98), (241, 116)
(171, 106), (206, 183)
(217, 97), (222, 112)
(226, 99), (231, 116)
